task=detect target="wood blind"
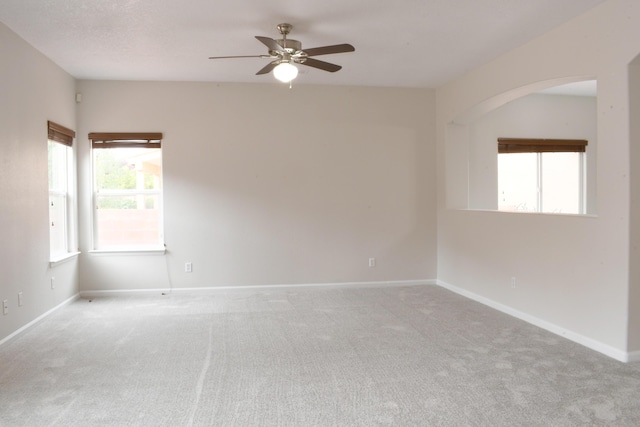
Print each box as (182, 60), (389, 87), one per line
(498, 138), (587, 154)
(89, 132), (162, 149)
(48, 121), (75, 147)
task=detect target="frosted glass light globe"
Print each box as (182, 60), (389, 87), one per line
(273, 62), (298, 83)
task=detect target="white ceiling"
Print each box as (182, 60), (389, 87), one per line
(0, 0), (606, 88)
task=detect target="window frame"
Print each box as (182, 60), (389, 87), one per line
(89, 132), (165, 252)
(47, 121), (79, 264)
(497, 137), (588, 214)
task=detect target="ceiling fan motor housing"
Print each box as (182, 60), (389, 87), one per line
(271, 39), (302, 55)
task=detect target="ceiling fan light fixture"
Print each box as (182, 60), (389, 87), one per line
(273, 62), (298, 83)
(209, 23), (354, 83)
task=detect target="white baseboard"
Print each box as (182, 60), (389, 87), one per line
(79, 279), (437, 298)
(627, 351), (640, 363)
(436, 280), (632, 363)
(0, 293), (80, 347)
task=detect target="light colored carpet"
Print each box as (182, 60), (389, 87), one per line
(1, 285), (639, 426)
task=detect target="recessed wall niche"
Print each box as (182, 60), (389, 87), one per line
(445, 78), (597, 215)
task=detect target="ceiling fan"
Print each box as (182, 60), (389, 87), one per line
(209, 23), (355, 83)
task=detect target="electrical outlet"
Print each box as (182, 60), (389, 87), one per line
(51, 277), (55, 289)
(18, 292), (23, 307)
(185, 262), (193, 273)
(3, 300), (8, 315)
(511, 277), (516, 288)
(369, 258), (376, 267)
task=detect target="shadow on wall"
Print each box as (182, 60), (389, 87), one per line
(628, 54), (640, 352)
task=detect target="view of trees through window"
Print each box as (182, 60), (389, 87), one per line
(93, 147), (162, 248)
(95, 149), (159, 208)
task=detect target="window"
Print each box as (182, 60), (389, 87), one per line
(497, 138), (587, 214)
(89, 133), (164, 250)
(47, 121), (77, 261)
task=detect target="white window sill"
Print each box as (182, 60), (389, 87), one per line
(50, 251), (81, 267)
(89, 246), (166, 256)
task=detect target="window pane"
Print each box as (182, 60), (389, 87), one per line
(94, 148), (162, 191)
(498, 153), (538, 212)
(49, 193), (67, 256)
(48, 141), (68, 192)
(541, 152), (581, 214)
(95, 194), (161, 247)
(48, 140), (72, 258)
(93, 146), (163, 249)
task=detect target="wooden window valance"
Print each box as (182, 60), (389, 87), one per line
(89, 132), (162, 149)
(498, 138), (587, 154)
(48, 121), (75, 147)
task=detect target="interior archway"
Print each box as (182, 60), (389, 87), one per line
(446, 77), (597, 214)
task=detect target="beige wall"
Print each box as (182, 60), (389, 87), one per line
(437, 0), (640, 359)
(0, 23), (78, 342)
(75, 81), (437, 290)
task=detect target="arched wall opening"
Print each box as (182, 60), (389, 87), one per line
(445, 77), (597, 215)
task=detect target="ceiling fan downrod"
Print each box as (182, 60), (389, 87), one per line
(274, 23), (301, 55)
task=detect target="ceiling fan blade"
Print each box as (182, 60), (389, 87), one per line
(209, 55), (272, 59)
(256, 60), (279, 75)
(299, 57), (342, 73)
(304, 44), (355, 57)
(255, 36), (285, 53)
